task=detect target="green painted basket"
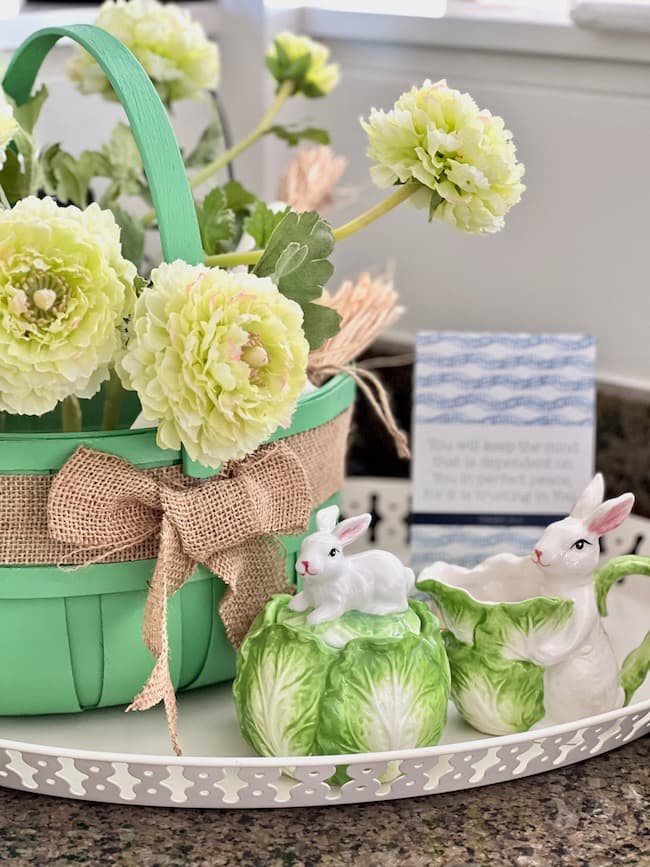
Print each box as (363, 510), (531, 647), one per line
(0, 26), (355, 717)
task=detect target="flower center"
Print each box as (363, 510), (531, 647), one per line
(241, 333), (269, 380)
(10, 271), (69, 324)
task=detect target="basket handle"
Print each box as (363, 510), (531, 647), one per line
(2, 24), (204, 266)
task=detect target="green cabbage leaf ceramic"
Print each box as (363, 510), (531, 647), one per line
(233, 594), (450, 776)
(417, 576), (573, 735)
(418, 474), (650, 736)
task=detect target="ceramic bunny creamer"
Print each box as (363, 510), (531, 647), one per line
(290, 505), (415, 624)
(418, 474), (650, 735)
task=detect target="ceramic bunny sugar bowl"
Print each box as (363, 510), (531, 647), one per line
(418, 474), (650, 736)
(233, 506), (450, 776)
(290, 505), (416, 622)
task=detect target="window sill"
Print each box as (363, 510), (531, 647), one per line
(301, 1), (650, 64)
(0, 2), (219, 52)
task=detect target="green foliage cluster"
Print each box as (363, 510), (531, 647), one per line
(0, 83), (336, 348)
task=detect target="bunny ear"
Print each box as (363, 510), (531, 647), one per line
(316, 505), (340, 533)
(333, 513), (372, 547)
(587, 493), (634, 536)
(571, 473), (605, 520)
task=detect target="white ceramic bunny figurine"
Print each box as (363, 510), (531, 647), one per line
(289, 505), (415, 625)
(525, 473), (634, 723)
(422, 473), (635, 726)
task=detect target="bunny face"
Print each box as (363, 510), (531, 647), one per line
(531, 516), (600, 581)
(295, 506), (372, 581)
(530, 474), (635, 585)
(297, 532), (344, 580)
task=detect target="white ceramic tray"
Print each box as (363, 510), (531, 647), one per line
(0, 572), (648, 809)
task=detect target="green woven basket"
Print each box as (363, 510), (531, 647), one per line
(0, 25), (355, 716)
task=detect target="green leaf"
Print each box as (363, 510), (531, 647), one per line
(277, 600), (422, 648)
(110, 206), (145, 269)
(621, 631), (650, 705)
(243, 201), (290, 249)
(196, 187), (236, 255)
(12, 85), (48, 135)
(100, 123), (144, 197)
(39, 144), (109, 207)
(222, 179), (257, 216)
(267, 124), (330, 148)
(253, 210), (335, 348)
(185, 116), (223, 168)
(265, 40), (316, 95)
(300, 302), (341, 350)
(45, 150), (88, 207)
(77, 149), (113, 181)
(0, 148), (29, 204)
(38, 142), (63, 193)
(195, 181), (260, 253)
(443, 632), (545, 735)
(316, 605), (449, 776)
(134, 275), (149, 295)
(253, 210), (334, 305)
(233, 622), (336, 757)
(428, 189), (443, 221)
(417, 577), (486, 645)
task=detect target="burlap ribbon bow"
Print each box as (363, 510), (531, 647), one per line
(47, 433), (334, 755)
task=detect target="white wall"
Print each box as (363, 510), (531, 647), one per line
(254, 8), (650, 388)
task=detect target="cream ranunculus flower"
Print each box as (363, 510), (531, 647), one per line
(266, 32), (339, 98)
(67, 0), (219, 103)
(0, 88), (19, 169)
(362, 79), (525, 234)
(119, 262), (309, 468)
(0, 197), (136, 415)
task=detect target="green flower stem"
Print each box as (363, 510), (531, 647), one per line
(204, 183), (419, 269)
(204, 248), (263, 268)
(141, 80), (294, 229)
(332, 183), (418, 242)
(0, 185), (10, 210)
(61, 395), (82, 433)
(101, 369), (125, 431)
(189, 81), (293, 188)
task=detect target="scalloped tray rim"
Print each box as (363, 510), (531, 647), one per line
(0, 695), (647, 769)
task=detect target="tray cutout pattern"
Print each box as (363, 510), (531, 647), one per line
(0, 705), (648, 808)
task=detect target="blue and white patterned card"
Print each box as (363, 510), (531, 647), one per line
(411, 332), (595, 572)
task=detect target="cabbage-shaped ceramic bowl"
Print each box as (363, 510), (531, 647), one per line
(233, 594), (450, 779)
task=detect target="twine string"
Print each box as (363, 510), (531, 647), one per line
(310, 364), (410, 460)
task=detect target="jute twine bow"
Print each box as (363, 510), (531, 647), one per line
(310, 364), (410, 460)
(47, 439), (321, 755)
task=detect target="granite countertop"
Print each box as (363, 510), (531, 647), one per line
(0, 738), (646, 866)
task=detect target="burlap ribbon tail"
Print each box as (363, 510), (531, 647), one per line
(46, 431), (339, 755)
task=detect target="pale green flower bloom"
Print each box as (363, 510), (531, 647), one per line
(0, 196), (136, 416)
(67, 0), (220, 103)
(362, 79), (525, 234)
(119, 262), (309, 468)
(266, 32), (339, 98)
(0, 89), (18, 169)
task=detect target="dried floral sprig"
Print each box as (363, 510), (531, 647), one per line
(308, 270), (403, 374)
(278, 146), (347, 213)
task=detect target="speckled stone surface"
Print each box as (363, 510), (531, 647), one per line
(597, 384), (650, 519)
(0, 738), (647, 866)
